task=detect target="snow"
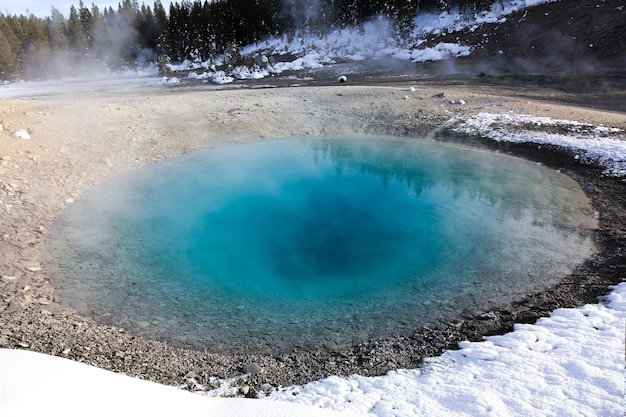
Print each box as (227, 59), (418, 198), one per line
(0, 349), (356, 417)
(164, 0), (557, 84)
(452, 113), (626, 176)
(266, 284), (625, 416)
(9, 129), (31, 139)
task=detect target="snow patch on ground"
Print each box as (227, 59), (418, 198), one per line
(451, 113), (626, 176)
(0, 349), (356, 417)
(265, 283), (626, 417)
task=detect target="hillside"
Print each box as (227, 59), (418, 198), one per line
(439, 0), (626, 74)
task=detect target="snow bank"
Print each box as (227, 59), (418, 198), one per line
(266, 283), (626, 417)
(0, 349), (356, 417)
(452, 113), (626, 176)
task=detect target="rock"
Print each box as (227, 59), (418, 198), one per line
(408, 86), (416, 92)
(337, 75), (347, 83)
(26, 266), (42, 272)
(10, 129), (31, 139)
(243, 362), (263, 375)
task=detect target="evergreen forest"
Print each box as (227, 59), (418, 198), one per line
(0, 0), (501, 80)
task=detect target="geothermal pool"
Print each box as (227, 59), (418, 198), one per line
(42, 137), (597, 353)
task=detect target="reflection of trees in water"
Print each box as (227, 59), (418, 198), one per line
(307, 137), (588, 226)
(312, 139), (520, 205)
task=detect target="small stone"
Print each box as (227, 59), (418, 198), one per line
(408, 86), (416, 92)
(26, 266), (42, 272)
(239, 385), (250, 395)
(10, 129), (31, 139)
(337, 75), (347, 83)
(1, 276), (17, 281)
(243, 362), (263, 375)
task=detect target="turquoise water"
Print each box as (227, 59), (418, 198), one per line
(42, 137), (597, 353)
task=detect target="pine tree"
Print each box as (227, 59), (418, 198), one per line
(66, 5), (87, 51)
(0, 22), (19, 79)
(47, 7), (69, 51)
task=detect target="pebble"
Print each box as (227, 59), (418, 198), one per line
(243, 362), (263, 375)
(10, 129), (31, 139)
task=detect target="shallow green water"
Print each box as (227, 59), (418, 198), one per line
(42, 137), (597, 353)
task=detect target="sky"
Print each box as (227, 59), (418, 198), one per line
(1, 0), (174, 18)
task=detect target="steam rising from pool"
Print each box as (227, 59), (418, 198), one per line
(43, 137), (597, 353)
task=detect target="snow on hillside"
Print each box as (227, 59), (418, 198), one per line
(167, 0), (557, 84)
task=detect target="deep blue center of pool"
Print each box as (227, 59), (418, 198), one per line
(43, 137), (596, 353)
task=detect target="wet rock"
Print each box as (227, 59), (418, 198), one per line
(479, 311), (498, 320)
(243, 362), (263, 375)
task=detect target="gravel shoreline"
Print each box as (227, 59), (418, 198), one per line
(1, 81), (624, 396)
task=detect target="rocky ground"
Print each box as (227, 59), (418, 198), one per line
(0, 79), (625, 396)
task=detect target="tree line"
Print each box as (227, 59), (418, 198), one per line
(0, 0), (500, 80)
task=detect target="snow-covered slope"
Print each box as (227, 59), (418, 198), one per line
(167, 0), (559, 84)
(0, 348), (356, 417)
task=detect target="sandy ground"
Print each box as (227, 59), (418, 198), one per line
(1, 81), (625, 394)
